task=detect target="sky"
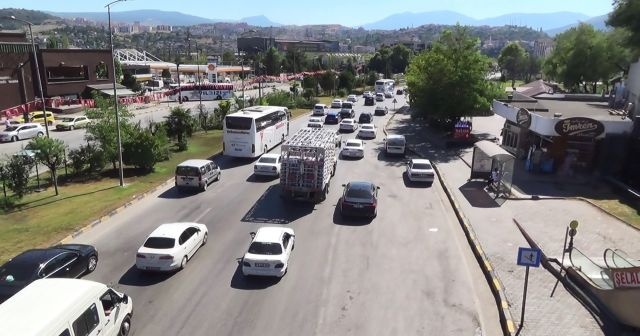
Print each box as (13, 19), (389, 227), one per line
(2, 0), (614, 26)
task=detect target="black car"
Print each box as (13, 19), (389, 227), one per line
(374, 106), (388, 116)
(325, 111), (342, 124)
(0, 244), (98, 303)
(359, 112), (373, 124)
(340, 109), (356, 119)
(339, 181), (380, 218)
(364, 96), (375, 106)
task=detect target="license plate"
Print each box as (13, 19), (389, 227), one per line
(235, 148), (242, 151)
(255, 263), (270, 268)
(354, 204), (363, 208)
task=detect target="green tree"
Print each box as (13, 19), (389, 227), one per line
(523, 53), (542, 83)
(318, 71), (336, 94)
(122, 128), (160, 172)
(389, 44), (413, 74)
(368, 47), (392, 78)
(161, 69), (171, 79)
(263, 47), (282, 75)
(283, 49), (308, 73)
(1, 154), (34, 199)
(608, 0), (640, 52)
(406, 26), (499, 128)
(85, 93), (135, 170)
(498, 42), (527, 87)
(338, 70), (356, 92)
(222, 50), (236, 65)
(121, 73), (142, 92)
(26, 137), (66, 196)
(68, 143), (106, 177)
(365, 71), (378, 86)
(165, 106), (195, 151)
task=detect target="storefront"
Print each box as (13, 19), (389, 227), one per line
(493, 98), (633, 174)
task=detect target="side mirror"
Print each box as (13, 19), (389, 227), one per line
(341, 184), (346, 187)
(249, 232), (256, 239)
(376, 186), (381, 189)
(121, 294), (129, 304)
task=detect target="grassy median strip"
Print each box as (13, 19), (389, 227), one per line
(0, 131), (223, 263)
(589, 198), (640, 230)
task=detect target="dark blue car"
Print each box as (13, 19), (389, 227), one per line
(325, 111), (342, 124)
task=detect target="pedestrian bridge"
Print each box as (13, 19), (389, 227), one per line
(114, 49), (250, 74)
(567, 248), (640, 328)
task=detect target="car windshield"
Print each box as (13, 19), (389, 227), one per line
(4, 126), (18, 131)
(342, 120), (353, 124)
(248, 242), (282, 255)
(346, 187), (373, 200)
(176, 166), (200, 176)
(143, 237), (175, 249)
(412, 163), (432, 170)
(0, 261), (38, 283)
(60, 117), (76, 122)
(362, 125), (374, 130)
(225, 116), (253, 130)
(259, 157), (277, 164)
(346, 141), (361, 148)
(310, 118), (322, 122)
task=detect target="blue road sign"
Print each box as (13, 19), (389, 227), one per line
(517, 247), (541, 267)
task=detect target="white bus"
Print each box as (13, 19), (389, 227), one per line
(223, 106), (290, 158)
(168, 83), (234, 102)
(375, 79), (395, 96)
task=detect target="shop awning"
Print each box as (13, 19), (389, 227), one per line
(474, 140), (515, 161)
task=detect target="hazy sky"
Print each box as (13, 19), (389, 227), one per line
(3, 0), (613, 26)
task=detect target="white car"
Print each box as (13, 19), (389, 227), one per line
(307, 116), (324, 129)
(330, 99), (343, 109)
(375, 93), (385, 101)
(346, 94), (358, 103)
(339, 118), (358, 132)
(341, 139), (365, 158)
(136, 222), (208, 272)
(358, 124), (377, 139)
(254, 153), (281, 176)
(0, 123), (45, 142)
(242, 227), (295, 278)
(406, 158), (435, 183)
(312, 104), (328, 116)
(363, 91), (374, 98)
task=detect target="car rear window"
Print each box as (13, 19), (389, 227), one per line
(259, 157), (277, 164)
(342, 102), (353, 109)
(412, 163), (432, 170)
(346, 187), (373, 199)
(248, 242), (282, 255)
(0, 262), (37, 282)
(362, 125), (374, 130)
(143, 237), (175, 249)
(176, 166), (200, 176)
(345, 141), (361, 147)
(225, 116), (253, 130)
(387, 138), (406, 146)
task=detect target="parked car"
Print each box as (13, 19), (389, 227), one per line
(346, 94), (358, 103)
(136, 222), (208, 272)
(0, 244), (99, 303)
(358, 124), (377, 139)
(175, 159), (221, 192)
(339, 181), (380, 218)
(0, 123), (45, 142)
(55, 115), (90, 131)
(339, 108), (355, 119)
(358, 112), (373, 124)
(339, 118), (358, 132)
(242, 226), (295, 278)
(405, 158), (435, 183)
(374, 105), (389, 116)
(341, 139), (365, 158)
(376, 93), (385, 101)
(15, 112), (55, 126)
(312, 104), (328, 116)
(325, 110), (342, 124)
(254, 153), (282, 177)
(3, 120), (21, 128)
(364, 96), (375, 106)
(330, 99), (343, 109)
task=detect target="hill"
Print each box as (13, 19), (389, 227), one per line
(546, 14), (609, 36)
(0, 8), (62, 30)
(51, 10), (218, 26)
(361, 11), (475, 30)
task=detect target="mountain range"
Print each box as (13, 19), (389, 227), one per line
(44, 9), (608, 35)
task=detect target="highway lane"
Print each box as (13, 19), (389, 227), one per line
(0, 84), (287, 156)
(75, 93), (500, 335)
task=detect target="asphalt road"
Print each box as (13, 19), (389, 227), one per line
(74, 94), (500, 336)
(0, 84), (286, 157)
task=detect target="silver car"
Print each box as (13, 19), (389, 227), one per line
(0, 123), (45, 142)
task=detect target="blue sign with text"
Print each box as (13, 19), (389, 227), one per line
(517, 247), (541, 267)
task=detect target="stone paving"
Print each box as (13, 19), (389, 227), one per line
(386, 110), (640, 336)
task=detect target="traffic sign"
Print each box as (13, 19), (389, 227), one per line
(392, 98), (397, 104)
(517, 247), (541, 267)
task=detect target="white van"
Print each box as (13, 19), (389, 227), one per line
(312, 104), (328, 116)
(175, 159), (221, 192)
(0, 278), (133, 336)
(385, 134), (406, 156)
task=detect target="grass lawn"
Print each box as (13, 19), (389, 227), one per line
(290, 108), (311, 119)
(589, 199), (640, 230)
(0, 131), (223, 263)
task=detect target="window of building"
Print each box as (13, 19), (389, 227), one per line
(46, 65), (89, 83)
(95, 63), (109, 80)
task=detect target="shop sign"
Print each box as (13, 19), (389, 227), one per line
(611, 267), (640, 289)
(516, 108), (531, 128)
(554, 117), (604, 137)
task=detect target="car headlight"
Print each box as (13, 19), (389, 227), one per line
(274, 263), (284, 269)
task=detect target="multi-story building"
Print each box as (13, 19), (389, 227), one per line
(533, 39), (554, 59)
(156, 25), (173, 33)
(237, 37), (340, 55)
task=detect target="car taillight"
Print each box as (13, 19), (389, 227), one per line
(242, 261), (251, 267)
(136, 253), (146, 258)
(274, 263), (284, 269)
(159, 255), (173, 260)
(251, 144), (255, 153)
(272, 166), (277, 171)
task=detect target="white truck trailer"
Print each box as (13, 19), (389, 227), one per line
(280, 128), (339, 202)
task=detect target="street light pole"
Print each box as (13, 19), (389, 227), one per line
(105, 0), (127, 187)
(176, 63), (182, 104)
(11, 16), (49, 137)
(197, 48), (202, 107)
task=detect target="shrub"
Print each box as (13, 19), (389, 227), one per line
(68, 143), (106, 176)
(122, 129), (159, 172)
(337, 88), (348, 97)
(1, 154), (34, 199)
(302, 88), (315, 99)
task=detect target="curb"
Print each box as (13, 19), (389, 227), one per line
(57, 106), (311, 244)
(384, 108), (514, 336)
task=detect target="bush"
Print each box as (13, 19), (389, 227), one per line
(337, 88), (348, 97)
(68, 143), (106, 176)
(122, 129), (160, 172)
(1, 154), (34, 199)
(302, 88), (315, 99)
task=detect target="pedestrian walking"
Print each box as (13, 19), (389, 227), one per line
(4, 117), (11, 128)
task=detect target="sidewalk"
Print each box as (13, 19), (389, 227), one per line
(387, 109), (640, 336)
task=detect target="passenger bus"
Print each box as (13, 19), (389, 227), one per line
(168, 83), (234, 102)
(223, 106), (290, 158)
(374, 79), (395, 96)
